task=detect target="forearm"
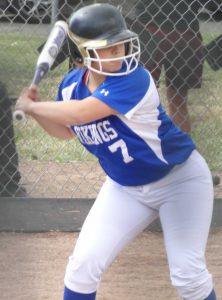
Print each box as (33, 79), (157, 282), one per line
(32, 114), (75, 140)
(29, 101), (83, 126)
(16, 90), (116, 125)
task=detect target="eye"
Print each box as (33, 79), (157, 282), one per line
(88, 50), (95, 58)
(125, 42), (130, 55)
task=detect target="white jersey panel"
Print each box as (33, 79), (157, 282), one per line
(125, 70), (158, 119)
(121, 75), (168, 164)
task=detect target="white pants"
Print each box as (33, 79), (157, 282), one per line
(64, 150), (214, 300)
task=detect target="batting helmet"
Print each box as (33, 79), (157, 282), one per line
(68, 3), (140, 76)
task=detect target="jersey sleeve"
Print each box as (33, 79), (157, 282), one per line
(92, 65), (151, 119)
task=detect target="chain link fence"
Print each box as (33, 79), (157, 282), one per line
(1, 0), (222, 198)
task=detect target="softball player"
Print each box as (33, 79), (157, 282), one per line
(16, 4), (217, 300)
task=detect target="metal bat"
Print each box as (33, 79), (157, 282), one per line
(13, 20), (69, 121)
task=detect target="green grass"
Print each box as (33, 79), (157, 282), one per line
(15, 119), (95, 162)
(0, 33), (43, 94)
(0, 32), (69, 98)
(1, 31), (222, 170)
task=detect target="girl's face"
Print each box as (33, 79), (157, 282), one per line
(91, 43), (125, 74)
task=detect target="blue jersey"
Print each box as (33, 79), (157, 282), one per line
(56, 65), (195, 186)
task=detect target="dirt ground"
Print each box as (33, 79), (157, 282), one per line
(1, 160), (221, 299)
(0, 230), (222, 300)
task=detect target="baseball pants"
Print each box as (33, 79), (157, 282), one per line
(64, 150), (214, 300)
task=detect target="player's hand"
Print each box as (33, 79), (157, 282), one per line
(28, 85), (40, 102)
(15, 87), (39, 114)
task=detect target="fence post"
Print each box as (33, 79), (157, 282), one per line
(51, 0), (59, 25)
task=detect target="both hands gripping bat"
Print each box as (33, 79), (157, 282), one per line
(13, 20), (69, 121)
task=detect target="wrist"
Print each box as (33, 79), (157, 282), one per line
(26, 100), (37, 115)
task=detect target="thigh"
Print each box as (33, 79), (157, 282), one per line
(159, 151), (214, 272)
(73, 177), (158, 269)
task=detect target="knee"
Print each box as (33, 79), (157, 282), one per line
(171, 268), (213, 300)
(64, 250), (104, 294)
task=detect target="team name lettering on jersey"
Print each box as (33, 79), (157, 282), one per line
(74, 120), (118, 145)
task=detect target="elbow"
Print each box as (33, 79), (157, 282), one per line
(46, 127), (75, 140)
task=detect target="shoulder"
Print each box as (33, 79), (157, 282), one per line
(92, 65), (153, 116)
(126, 64), (150, 82)
(105, 64), (151, 93)
(130, 65), (151, 88)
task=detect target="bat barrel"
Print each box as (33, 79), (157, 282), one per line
(32, 63), (49, 86)
(13, 20), (69, 122)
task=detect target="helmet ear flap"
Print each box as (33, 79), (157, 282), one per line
(67, 37), (84, 66)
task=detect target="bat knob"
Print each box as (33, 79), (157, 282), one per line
(13, 110), (26, 121)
